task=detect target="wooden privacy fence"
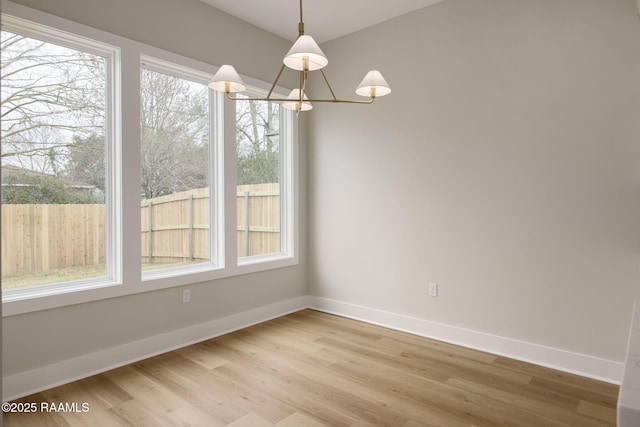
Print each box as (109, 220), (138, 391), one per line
(236, 183), (280, 257)
(2, 184), (280, 276)
(141, 187), (211, 264)
(2, 204), (105, 276)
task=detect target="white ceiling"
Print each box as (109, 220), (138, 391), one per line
(199, 0), (444, 43)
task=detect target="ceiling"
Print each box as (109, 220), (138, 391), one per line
(199, 0), (444, 44)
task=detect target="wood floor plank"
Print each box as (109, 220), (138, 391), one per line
(226, 413), (273, 427)
(577, 400), (617, 424)
(128, 358), (247, 424)
(3, 310), (619, 426)
(276, 411), (328, 427)
(445, 377), (592, 427)
(325, 354), (509, 427)
(214, 355), (357, 426)
(175, 342), (230, 370)
(528, 375), (618, 409)
(494, 356), (619, 404)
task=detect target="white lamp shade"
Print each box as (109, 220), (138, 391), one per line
(282, 89), (313, 111)
(283, 35), (328, 71)
(355, 70), (391, 97)
(209, 65), (246, 93)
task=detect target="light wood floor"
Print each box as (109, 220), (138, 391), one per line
(4, 309), (619, 426)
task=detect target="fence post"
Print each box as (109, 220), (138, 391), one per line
(244, 190), (250, 257)
(148, 200), (153, 264)
(188, 193), (194, 261)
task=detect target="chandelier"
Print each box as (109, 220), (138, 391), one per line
(208, 0), (391, 113)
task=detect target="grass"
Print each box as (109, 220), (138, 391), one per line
(2, 261), (206, 290)
(2, 265), (106, 290)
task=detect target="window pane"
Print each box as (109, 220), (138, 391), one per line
(140, 67), (211, 272)
(1, 31), (108, 290)
(236, 98), (281, 258)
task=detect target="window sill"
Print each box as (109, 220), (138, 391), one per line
(2, 255), (298, 317)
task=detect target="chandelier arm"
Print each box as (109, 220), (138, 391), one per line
(306, 98), (375, 104)
(319, 69), (338, 101)
(225, 93), (374, 104)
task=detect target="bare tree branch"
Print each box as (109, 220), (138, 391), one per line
(1, 31), (106, 176)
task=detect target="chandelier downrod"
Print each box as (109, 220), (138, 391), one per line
(298, 0), (304, 36)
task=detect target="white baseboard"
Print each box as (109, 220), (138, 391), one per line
(3, 296), (309, 401)
(4, 294), (623, 401)
(308, 296), (624, 385)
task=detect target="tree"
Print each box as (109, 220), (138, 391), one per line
(236, 99), (280, 185)
(2, 171), (101, 204)
(140, 68), (209, 199)
(2, 30), (281, 202)
(2, 31), (211, 202)
(65, 133), (106, 192)
(1, 31), (105, 174)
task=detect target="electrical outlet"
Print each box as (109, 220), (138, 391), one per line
(182, 288), (191, 303)
(428, 282), (438, 297)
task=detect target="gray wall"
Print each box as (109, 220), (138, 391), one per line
(3, 0), (307, 376)
(308, 0), (640, 362)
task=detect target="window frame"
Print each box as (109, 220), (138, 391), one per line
(0, 14), (123, 304)
(234, 89), (296, 266)
(0, 2), (298, 316)
(139, 55), (224, 281)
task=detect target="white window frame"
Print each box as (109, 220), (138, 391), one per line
(139, 55), (224, 281)
(0, 14), (123, 304)
(234, 88), (296, 267)
(1, 2), (298, 316)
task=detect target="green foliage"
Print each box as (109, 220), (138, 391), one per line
(66, 134), (106, 192)
(237, 150), (279, 185)
(2, 172), (102, 204)
(236, 99), (280, 185)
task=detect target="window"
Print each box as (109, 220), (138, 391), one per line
(235, 92), (295, 265)
(140, 59), (217, 276)
(1, 7), (297, 313)
(236, 96), (281, 258)
(1, 19), (119, 297)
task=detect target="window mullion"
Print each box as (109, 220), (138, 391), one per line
(119, 47), (142, 289)
(223, 96), (239, 271)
